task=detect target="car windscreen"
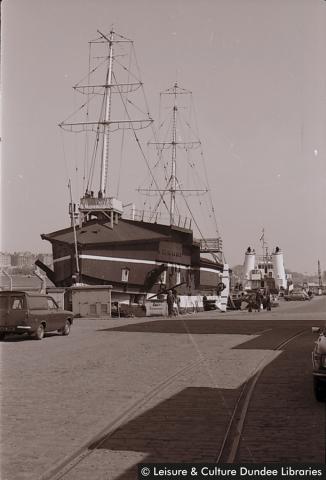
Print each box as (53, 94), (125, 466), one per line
(11, 296), (24, 309)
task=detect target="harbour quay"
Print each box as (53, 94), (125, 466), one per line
(1, 296), (325, 480)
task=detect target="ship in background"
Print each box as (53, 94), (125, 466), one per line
(242, 231), (289, 292)
(37, 30), (229, 310)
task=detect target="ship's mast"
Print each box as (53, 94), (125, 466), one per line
(68, 179), (80, 279)
(146, 82), (206, 227)
(59, 29), (153, 225)
(260, 228), (268, 258)
(170, 83), (178, 224)
(318, 259), (322, 287)
(143, 82), (223, 262)
(99, 30), (114, 196)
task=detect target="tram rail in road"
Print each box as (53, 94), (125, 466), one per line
(216, 329), (308, 463)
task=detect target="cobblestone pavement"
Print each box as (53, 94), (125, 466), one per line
(1, 297), (325, 479)
(236, 330), (325, 463)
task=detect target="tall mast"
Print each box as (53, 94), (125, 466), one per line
(170, 82), (178, 225)
(143, 81), (223, 262)
(318, 259), (322, 287)
(99, 30), (114, 196)
(145, 82), (210, 227)
(68, 179), (80, 279)
(59, 29), (153, 224)
(260, 228), (266, 257)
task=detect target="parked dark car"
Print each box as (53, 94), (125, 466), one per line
(0, 291), (73, 340)
(312, 326), (326, 401)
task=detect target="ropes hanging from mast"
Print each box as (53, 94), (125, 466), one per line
(116, 40), (132, 198)
(59, 29), (158, 204)
(140, 81), (223, 263)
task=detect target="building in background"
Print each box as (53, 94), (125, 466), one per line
(0, 252), (12, 269)
(0, 252), (53, 272)
(11, 252), (37, 269)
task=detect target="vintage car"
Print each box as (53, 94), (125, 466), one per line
(0, 291), (73, 340)
(284, 290), (311, 301)
(312, 326), (326, 401)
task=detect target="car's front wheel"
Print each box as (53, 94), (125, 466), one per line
(61, 320), (71, 336)
(314, 377), (325, 402)
(34, 324), (45, 341)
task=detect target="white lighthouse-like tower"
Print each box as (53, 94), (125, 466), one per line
(271, 246), (287, 290)
(243, 247), (256, 290)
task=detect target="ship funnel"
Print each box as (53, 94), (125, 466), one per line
(243, 246), (256, 289)
(243, 247), (256, 278)
(272, 246), (287, 290)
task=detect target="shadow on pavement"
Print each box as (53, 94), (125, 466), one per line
(89, 386), (239, 479)
(98, 318), (313, 336)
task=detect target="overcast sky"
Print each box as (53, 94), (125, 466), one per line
(1, 0), (325, 274)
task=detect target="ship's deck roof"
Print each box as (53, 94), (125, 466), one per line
(41, 218), (193, 246)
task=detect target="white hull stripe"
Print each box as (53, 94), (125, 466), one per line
(200, 267), (222, 274)
(54, 254), (221, 275)
(81, 254), (156, 266)
(53, 255), (71, 264)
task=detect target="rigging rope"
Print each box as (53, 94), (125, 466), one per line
(115, 42), (133, 198)
(190, 96), (222, 241)
(60, 129), (70, 187)
(87, 93), (106, 191)
(83, 41), (92, 194)
(114, 73), (170, 217)
(74, 54), (113, 90)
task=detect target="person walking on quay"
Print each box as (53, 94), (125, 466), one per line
(265, 289), (271, 311)
(173, 289), (180, 316)
(247, 294), (253, 313)
(167, 290), (174, 317)
(255, 289), (262, 312)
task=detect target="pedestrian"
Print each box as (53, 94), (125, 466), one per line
(167, 290), (174, 317)
(265, 290), (271, 311)
(248, 294), (253, 313)
(173, 290), (180, 315)
(255, 290), (262, 312)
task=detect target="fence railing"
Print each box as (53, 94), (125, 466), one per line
(123, 209), (192, 229)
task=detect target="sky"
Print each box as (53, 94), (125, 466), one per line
(1, 0), (326, 274)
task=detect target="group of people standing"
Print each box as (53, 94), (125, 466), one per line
(247, 288), (271, 312)
(166, 288), (272, 316)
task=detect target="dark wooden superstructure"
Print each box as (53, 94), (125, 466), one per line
(39, 217), (223, 300)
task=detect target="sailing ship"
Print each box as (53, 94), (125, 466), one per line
(37, 30), (228, 310)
